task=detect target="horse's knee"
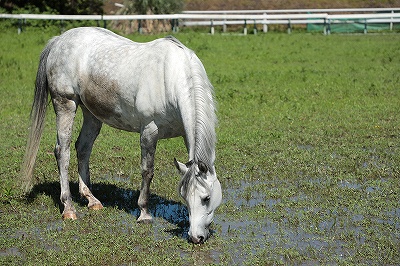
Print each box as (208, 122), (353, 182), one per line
(141, 169), (154, 180)
(54, 144), (61, 159)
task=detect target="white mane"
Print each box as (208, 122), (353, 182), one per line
(166, 35), (217, 172)
(190, 50), (217, 172)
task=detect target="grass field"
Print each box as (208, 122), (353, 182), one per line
(1, 26), (400, 265)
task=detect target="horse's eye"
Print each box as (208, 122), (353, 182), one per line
(203, 196), (211, 203)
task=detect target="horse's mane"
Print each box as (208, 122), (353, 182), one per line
(165, 36), (217, 173)
(191, 58), (217, 173)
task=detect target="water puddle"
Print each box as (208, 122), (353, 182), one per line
(6, 169), (398, 264)
(0, 247), (22, 257)
(224, 180), (272, 208)
(129, 198), (190, 240)
(297, 144), (314, 151)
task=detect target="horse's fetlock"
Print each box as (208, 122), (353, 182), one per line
(60, 191), (72, 203)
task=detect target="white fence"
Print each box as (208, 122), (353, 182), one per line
(182, 8), (400, 34)
(1, 8), (400, 34)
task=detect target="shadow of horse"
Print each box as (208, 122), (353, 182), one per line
(27, 181), (189, 239)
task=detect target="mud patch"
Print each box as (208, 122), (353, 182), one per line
(0, 247), (22, 257)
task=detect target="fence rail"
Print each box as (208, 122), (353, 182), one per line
(1, 8), (400, 34)
(182, 8), (400, 14)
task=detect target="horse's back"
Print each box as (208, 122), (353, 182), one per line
(47, 27), (191, 91)
(45, 27), (193, 137)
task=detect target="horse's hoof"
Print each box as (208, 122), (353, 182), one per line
(88, 202), (103, 210)
(137, 218), (153, 224)
(62, 211), (77, 220)
(137, 214), (153, 224)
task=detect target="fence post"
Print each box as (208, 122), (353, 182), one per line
(60, 19), (65, 34)
(390, 10), (394, 31)
(210, 19), (215, 35)
(18, 18), (23, 34)
(364, 18), (367, 34)
(223, 19), (227, 33)
(244, 19), (247, 35)
(327, 19), (331, 35)
(138, 19), (143, 34)
(288, 19), (292, 34)
(172, 19), (179, 33)
(253, 20), (257, 34)
(223, 12), (227, 33)
(102, 15), (107, 29)
(263, 13), (268, 33)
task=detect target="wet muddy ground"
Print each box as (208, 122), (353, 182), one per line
(1, 147), (399, 265)
(1, 29), (400, 265)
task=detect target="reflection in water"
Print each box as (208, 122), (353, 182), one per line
(17, 173), (398, 264)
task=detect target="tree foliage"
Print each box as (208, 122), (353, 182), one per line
(0, 0), (103, 15)
(120, 0), (183, 15)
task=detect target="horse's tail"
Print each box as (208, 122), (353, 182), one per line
(21, 37), (57, 194)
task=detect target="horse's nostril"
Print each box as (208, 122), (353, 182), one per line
(190, 234), (206, 244)
(198, 235), (204, 243)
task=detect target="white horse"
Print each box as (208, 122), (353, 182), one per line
(21, 27), (222, 244)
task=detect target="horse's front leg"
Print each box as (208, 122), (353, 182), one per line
(137, 122), (158, 223)
(53, 98), (77, 220)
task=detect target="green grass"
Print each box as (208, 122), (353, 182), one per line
(1, 26), (400, 265)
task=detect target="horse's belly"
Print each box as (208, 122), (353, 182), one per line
(99, 114), (184, 138)
(83, 97), (184, 137)
(100, 115), (141, 132)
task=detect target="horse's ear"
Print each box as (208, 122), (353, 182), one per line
(198, 160), (208, 174)
(185, 160), (194, 168)
(174, 158), (188, 175)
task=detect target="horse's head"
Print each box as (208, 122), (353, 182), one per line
(174, 159), (222, 244)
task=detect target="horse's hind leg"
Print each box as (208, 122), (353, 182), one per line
(75, 106), (103, 210)
(53, 98), (78, 220)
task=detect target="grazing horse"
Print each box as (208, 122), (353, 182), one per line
(21, 27), (222, 244)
